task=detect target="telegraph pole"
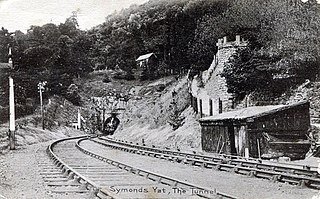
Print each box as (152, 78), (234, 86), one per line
(77, 108), (81, 130)
(8, 46), (15, 150)
(9, 77), (15, 150)
(102, 98), (105, 131)
(37, 81), (47, 130)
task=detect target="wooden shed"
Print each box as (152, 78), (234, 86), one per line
(199, 101), (311, 160)
(136, 53), (157, 70)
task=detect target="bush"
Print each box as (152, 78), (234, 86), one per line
(124, 72), (135, 80)
(139, 70), (158, 81)
(155, 84), (165, 92)
(65, 84), (81, 105)
(113, 71), (135, 81)
(102, 74), (112, 83)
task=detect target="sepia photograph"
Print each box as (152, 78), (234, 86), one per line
(0, 0), (320, 198)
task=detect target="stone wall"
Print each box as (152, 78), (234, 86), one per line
(190, 35), (248, 117)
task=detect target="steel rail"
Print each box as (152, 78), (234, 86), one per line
(47, 136), (120, 199)
(76, 137), (237, 199)
(94, 137), (320, 189)
(100, 137), (318, 172)
(103, 137), (317, 169)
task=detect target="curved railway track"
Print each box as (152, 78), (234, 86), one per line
(91, 136), (320, 189)
(46, 136), (236, 199)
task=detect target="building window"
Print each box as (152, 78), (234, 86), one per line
(219, 98), (222, 114)
(200, 99), (203, 117)
(209, 99), (213, 116)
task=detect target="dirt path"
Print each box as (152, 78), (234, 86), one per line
(0, 143), (51, 199)
(0, 141), (91, 199)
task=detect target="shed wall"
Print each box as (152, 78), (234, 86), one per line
(247, 103), (310, 158)
(201, 102), (310, 159)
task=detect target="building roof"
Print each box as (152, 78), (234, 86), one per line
(136, 53), (155, 61)
(200, 101), (308, 123)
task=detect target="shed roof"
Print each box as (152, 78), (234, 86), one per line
(136, 53), (155, 61)
(200, 101), (308, 123)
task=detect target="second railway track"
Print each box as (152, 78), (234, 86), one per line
(47, 136), (236, 199)
(91, 136), (320, 189)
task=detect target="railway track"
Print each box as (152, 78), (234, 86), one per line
(91, 136), (320, 189)
(36, 147), (91, 198)
(46, 135), (236, 199)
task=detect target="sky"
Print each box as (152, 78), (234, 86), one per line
(0, 0), (148, 32)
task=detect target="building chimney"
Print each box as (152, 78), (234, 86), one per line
(223, 36), (227, 44)
(236, 35), (240, 44)
(216, 38), (223, 47)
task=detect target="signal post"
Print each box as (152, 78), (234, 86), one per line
(8, 76), (15, 150)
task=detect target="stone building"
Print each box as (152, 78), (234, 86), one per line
(190, 35), (248, 117)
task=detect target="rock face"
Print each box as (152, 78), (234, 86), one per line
(190, 35), (248, 117)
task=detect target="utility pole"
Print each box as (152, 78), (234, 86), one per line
(9, 77), (15, 150)
(37, 81), (47, 130)
(77, 108), (81, 130)
(8, 45), (15, 150)
(102, 98), (106, 131)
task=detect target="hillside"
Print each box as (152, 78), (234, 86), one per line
(74, 70), (202, 151)
(0, 0), (319, 157)
(0, 0), (319, 126)
(0, 67), (202, 153)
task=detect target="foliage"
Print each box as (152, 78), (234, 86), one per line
(218, 0), (320, 98)
(0, 27), (14, 62)
(102, 73), (112, 83)
(0, 15), (94, 122)
(2, 16), (93, 102)
(65, 84), (81, 106)
(1, 0), (320, 122)
(112, 69), (135, 80)
(87, 0), (231, 75)
(221, 47), (277, 99)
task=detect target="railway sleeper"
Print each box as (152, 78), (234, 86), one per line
(95, 138), (318, 192)
(201, 162), (208, 168)
(87, 187), (100, 198)
(67, 172), (75, 180)
(167, 156), (174, 161)
(297, 180), (310, 188)
(232, 167), (239, 174)
(63, 169), (70, 177)
(269, 175), (282, 183)
(248, 170), (257, 177)
(79, 181), (89, 191)
(183, 158), (190, 164)
(277, 176), (302, 186)
(194, 161), (202, 167)
(159, 178), (172, 186)
(236, 170), (250, 176)
(214, 164), (221, 171)
(70, 176), (81, 184)
(172, 181), (178, 187)
(255, 172), (275, 180)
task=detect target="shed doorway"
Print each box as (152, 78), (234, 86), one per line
(234, 126), (246, 156)
(227, 125), (237, 155)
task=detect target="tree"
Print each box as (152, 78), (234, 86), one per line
(0, 27), (13, 62)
